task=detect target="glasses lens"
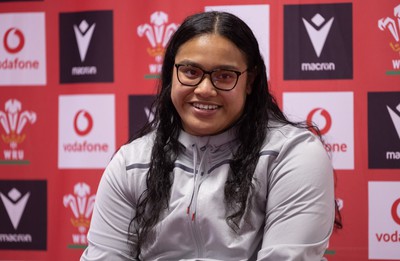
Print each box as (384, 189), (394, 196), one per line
(176, 64), (241, 90)
(177, 65), (203, 85)
(212, 70), (238, 90)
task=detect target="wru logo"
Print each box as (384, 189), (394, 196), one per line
(63, 182), (95, 245)
(137, 11), (179, 63)
(378, 4), (400, 55)
(0, 99), (36, 161)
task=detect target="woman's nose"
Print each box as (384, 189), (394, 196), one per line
(194, 75), (217, 97)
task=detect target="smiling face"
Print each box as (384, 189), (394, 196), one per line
(171, 34), (251, 136)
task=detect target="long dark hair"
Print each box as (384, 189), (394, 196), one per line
(129, 11), (342, 258)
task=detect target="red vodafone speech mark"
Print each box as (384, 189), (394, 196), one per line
(306, 108), (332, 135)
(4, 28), (25, 54)
(391, 198), (400, 226)
(74, 110), (93, 136)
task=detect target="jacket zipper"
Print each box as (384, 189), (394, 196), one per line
(187, 144), (209, 258)
(188, 176), (206, 258)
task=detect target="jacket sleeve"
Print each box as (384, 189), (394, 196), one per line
(258, 131), (335, 261)
(80, 147), (138, 261)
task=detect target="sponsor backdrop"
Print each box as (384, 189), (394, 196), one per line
(0, 0), (399, 260)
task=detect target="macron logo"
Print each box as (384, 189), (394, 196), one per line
(144, 106), (155, 123)
(73, 20), (96, 62)
(0, 188), (30, 230)
(387, 103), (400, 139)
(302, 13), (334, 57)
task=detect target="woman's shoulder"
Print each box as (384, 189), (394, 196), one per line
(265, 120), (309, 139)
(262, 120), (323, 153)
(125, 131), (156, 147)
(260, 120), (332, 176)
(118, 131), (156, 163)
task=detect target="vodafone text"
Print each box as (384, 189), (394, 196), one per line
(0, 58), (39, 69)
(376, 231), (400, 242)
(63, 141), (108, 152)
(324, 142), (347, 152)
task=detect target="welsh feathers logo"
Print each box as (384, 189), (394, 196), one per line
(378, 4), (400, 74)
(378, 4), (400, 54)
(137, 11), (179, 78)
(0, 99), (36, 164)
(63, 182), (96, 248)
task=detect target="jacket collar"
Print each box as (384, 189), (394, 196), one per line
(178, 126), (238, 150)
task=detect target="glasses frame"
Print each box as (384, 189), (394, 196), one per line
(174, 64), (247, 91)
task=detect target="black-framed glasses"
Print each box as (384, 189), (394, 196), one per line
(174, 64), (247, 91)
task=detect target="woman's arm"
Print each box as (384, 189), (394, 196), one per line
(80, 148), (137, 261)
(258, 131), (335, 260)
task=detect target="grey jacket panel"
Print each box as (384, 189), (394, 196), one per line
(81, 124), (334, 261)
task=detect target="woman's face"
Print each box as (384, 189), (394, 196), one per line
(171, 34), (251, 136)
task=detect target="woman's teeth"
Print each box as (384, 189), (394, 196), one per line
(193, 103), (219, 110)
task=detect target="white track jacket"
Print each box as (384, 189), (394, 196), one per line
(81, 123), (335, 261)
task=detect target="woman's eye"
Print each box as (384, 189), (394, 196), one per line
(215, 71), (235, 82)
(220, 73), (232, 79)
(183, 67), (201, 78)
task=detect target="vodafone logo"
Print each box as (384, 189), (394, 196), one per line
(391, 198), (400, 226)
(3, 28), (25, 54)
(58, 94), (115, 169)
(306, 107), (348, 153)
(375, 196), (400, 246)
(0, 12), (46, 85)
(283, 92), (354, 169)
(306, 108), (332, 135)
(73, 110), (93, 136)
(62, 106), (109, 156)
(370, 182), (400, 258)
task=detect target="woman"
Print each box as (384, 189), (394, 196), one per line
(81, 11), (340, 261)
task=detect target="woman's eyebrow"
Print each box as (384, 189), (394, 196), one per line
(176, 60), (202, 67)
(176, 60), (241, 70)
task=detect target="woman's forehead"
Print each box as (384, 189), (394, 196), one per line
(175, 34), (247, 68)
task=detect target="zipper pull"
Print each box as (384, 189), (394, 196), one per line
(187, 207), (195, 221)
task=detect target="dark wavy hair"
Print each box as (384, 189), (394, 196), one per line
(129, 11), (342, 258)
